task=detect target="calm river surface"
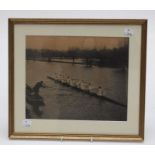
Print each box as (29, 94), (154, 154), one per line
(26, 60), (127, 121)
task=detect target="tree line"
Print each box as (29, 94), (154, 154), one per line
(26, 44), (129, 68)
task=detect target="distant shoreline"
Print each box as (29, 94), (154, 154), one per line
(26, 58), (128, 69)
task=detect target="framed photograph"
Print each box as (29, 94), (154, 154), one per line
(9, 18), (147, 141)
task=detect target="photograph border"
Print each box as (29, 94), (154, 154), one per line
(9, 18), (147, 141)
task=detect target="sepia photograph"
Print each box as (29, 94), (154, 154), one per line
(26, 36), (129, 121)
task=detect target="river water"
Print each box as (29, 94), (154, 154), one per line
(26, 60), (127, 121)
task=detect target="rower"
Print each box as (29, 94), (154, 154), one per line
(97, 86), (103, 96)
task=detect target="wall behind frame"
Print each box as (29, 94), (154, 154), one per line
(0, 10), (154, 144)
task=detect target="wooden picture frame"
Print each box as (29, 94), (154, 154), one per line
(9, 18), (147, 141)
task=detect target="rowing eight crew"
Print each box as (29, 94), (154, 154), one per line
(51, 73), (105, 96)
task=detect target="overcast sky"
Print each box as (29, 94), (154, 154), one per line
(26, 36), (128, 51)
